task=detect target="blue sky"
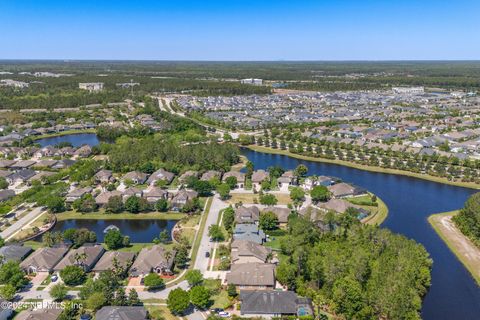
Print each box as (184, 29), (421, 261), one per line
(1, 0), (479, 60)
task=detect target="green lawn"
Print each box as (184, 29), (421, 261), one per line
(146, 305), (177, 320)
(264, 229), (288, 251)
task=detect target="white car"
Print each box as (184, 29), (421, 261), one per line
(218, 312), (230, 318)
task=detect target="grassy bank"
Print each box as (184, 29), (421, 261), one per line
(32, 128), (97, 140)
(428, 210), (480, 285)
(360, 195), (389, 226)
(56, 210), (185, 221)
(246, 145), (480, 190)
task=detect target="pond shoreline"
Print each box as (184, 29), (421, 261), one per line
(428, 211), (480, 286)
(246, 145), (480, 190)
(56, 211), (185, 221)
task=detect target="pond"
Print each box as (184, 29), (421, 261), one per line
(242, 148), (480, 320)
(48, 219), (176, 243)
(36, 133), (100, 148)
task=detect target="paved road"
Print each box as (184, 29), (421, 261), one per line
(1, 206), (46, 240)
(194, 195), (227, 274)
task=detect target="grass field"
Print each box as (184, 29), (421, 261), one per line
(227, 192), (291, 205)
(357, 195), (389, 226)
(56, 210), (185, 221)
(145, 305), (177, 320)
(247, 145), (480, 190)
(429, 210), (480, 285)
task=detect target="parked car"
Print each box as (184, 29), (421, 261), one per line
(205, 251), (210, 258)
(218, 312), (230, 318)
(51, 275), (58, 282)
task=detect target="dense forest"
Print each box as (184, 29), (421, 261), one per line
(104, 135), (239, 173)
(453, 193), (480, 246)
(276, 213), (432, 320)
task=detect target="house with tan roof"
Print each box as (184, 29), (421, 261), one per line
(231, 239), (271, 264)
(20, 245), (70, 274)
(95, 190), (123, 206)
(222, 171), (246, 188)
(235, 206), (260, 224)
(146, 168), (175, 185)
(226, 263), (276, 290)
(129, 245), (176, 277)
(92, 251), (136, 273)
(328, 182), (367, 198)
(53, 244), (105, 272)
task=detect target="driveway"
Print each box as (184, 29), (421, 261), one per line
(194, 195), (228, 275)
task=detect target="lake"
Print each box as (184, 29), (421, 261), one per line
(242, 148), (480, 320)
(49, 219), (176, 243)
(36, 133), (100, 148)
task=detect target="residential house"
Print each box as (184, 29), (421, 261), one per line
(35, 146), (58, 158)
(15, 308), (62, 320)
(0, 190), (15, 202)
(92, 251), (136, 273)
(200, 170), (222, 181)
(231, 239), (271, 264)
(240, 290), (313, 317)
(28, 171), (55, 184)
(171, 189), (198, 211)
(235, 206), (260, 224)
(0, 160), (16, 169)
(277, 171), (295, 191)
(94, 169), (114, 184)
(129, 245), (176, 277)
(20, 245), (70, 274)
(51, 159), (76, 169)
(251, 170), (269, 190)
(34, 159), (58, 168)
(0, 244), (32, 263)
(123, 171), (148, 185)
(178, 170), (198, 184)
(318, 198), (368, 215)
(226, 263), (275, 290)
(122, 187), (143, 201)
(328, 182), (367, 198)
(95, 306), (148, 320)
(10, 160), (36, 170)
(233, 224), (266, 244)
(74, 145), (92, 158)
(95, 190), (123, 206)
(262, 207), (290, 226)
(7, 169), (36, 184)
(143, 187), (169, 204)
(65, 187), (92, 203)
(54, 244), (105, 272)
(146, 169), (175, 185)
(222, 171), (246, 188)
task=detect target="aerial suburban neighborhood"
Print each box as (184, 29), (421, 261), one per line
(1, 1), (480, 319)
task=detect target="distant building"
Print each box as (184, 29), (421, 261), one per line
(241, 78), (263, 85)
(0, 79), (29, 88)
(117, 82), (140, 88)
(392, 86), (424, 94)
(79, 82), (104, 92)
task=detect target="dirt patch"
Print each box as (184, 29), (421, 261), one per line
(431, 213), (480, 283)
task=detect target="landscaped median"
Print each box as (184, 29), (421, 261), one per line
(428, 210), (480, 285)
(246, 144), (480, 190)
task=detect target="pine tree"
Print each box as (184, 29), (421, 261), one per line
(114, 287), (128, 306)
(128, 288), (141, 306)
